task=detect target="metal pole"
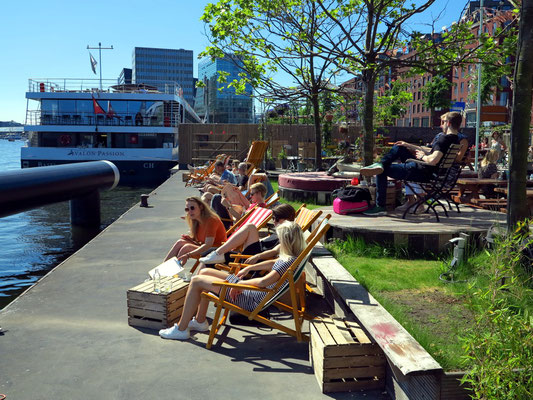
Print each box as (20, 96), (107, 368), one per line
(474, 0), (485, 172)
(99, 42), (102, 91)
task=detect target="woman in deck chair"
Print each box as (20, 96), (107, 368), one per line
(164, 197), (226, 266)
(159, 221), (305, 341)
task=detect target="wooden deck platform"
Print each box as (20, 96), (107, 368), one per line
(319, 204), (506, 254)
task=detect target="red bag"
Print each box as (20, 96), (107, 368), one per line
(333, 197), (369, 215)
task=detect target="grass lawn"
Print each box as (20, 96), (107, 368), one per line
(269, 178), (322, 210)
(326, 236), (491, 371)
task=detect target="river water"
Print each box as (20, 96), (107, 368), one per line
(0, 140), (153, 309)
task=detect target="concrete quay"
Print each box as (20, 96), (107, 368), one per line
(0, 172), (387, 400)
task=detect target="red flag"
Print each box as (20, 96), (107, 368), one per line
(107, 101), (117, 118)
(92, 96), (105, 115)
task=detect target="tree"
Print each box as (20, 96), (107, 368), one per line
(200, 0), (350, 168)
(508, 0), (533, 228)
(374, 80), (412, 126)
(315, 0), (437, 165)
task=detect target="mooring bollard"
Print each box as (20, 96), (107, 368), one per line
(140, 194), (149, 207)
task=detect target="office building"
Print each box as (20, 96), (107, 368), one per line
(118, 68), (132, 85)
(132, 47), (194, 105)
(195, 55), (253, 123)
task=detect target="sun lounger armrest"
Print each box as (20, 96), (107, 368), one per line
(229, 254), (252, 259)
(212, 281), (270, 292)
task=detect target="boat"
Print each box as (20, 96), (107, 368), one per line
(22, 79), (202, 186)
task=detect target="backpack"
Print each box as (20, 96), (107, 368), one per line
(332, 186), (371, 203)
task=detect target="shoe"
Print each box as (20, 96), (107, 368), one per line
(159, 323), (190, 340)
(396, 201), (415, 212)
(199, 251), (225, 264)
(363, 206), (387, 216)
(188, 317), (209, 332)
(410, 204), (426, 214)
(360, 162), (383, 176)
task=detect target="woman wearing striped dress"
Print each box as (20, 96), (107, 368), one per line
(159, 221), (305, 341)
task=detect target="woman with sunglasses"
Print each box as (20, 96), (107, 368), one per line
(198, 203), (296, 266)
(159, 221), (305, 340)
(164, 197), (226, 266)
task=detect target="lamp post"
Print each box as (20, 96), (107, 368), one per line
(474, 0), (485, 172)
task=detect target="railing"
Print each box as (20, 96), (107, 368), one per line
(0, 161), (119, 226)
(28, 78), (182, 95)
(25, 110), (180, 128)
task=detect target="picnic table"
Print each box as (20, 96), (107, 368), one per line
(455, 178), (507, 202)
(494, 187), (533, 212)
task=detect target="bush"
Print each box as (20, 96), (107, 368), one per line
(460, 221), (533, 400)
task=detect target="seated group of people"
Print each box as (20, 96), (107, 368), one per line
(160, 156), (300, 341)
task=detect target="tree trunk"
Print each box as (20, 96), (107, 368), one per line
(362, 71), (376, 166)
(508, 0), (533, 229)
(311, 90), (323, 170)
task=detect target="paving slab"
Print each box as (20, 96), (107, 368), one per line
(0, 172), (388, 400)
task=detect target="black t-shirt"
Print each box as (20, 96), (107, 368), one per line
(237, 174), (249, 188)
(431, 133), (459, 161)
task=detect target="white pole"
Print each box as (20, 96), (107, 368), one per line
(474, 0), (485, 171)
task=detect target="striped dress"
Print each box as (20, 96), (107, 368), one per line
(224, 257), (295, 311)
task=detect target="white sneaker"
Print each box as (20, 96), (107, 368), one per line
(188, 317), (209, 332)
(199, 251), (225, 264)
(159, 323), (190, 340)
(396, 201), (415, 212)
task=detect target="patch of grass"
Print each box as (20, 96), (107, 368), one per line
(327, 238), (482, 370)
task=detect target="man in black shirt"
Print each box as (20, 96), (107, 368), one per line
(360, 111), (462, 216)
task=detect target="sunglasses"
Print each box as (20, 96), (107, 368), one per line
(184, 205), (196, 212)
(250, 191), (258, 195)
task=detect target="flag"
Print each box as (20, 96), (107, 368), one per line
(92, 96), (105, 115)
(107, 101), (117, 118)
(89, 52), (97, 75)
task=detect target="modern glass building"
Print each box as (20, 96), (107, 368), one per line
(195, 55), (253, 123)
(132, 47), (194, 105)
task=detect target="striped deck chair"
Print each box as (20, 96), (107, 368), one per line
(202, 217), (331, 349)
(294, 206), (323, 232)
(189, 206), (273, 273)
(264, 191), (279, 208)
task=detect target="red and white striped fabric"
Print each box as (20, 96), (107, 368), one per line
(230, 207), (272, 239)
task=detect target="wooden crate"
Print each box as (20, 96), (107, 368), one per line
(368, 184), (399, 210)
(127, 277), (189, 330)
(310, 317), (386, 393)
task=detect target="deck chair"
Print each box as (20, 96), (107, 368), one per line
(244, 141), (269, 174)
(264, 191), (279, 208)
(189, 206), (273, 273)
(294, 206), (323, 232)
(186, 154), (230, 187)
(202, 217), (331, 349)
(403, 143), (462, 222)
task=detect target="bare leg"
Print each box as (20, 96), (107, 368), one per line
(177, 269), (229, 330)
(201, 192), (213, 203)
(216, 223), (259, 254)
(177, 243), (199, 265)
(164, 238), (188, 261)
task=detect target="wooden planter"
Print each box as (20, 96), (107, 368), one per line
(310, 317), (386, 393)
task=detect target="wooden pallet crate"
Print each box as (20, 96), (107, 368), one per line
(310, 317), (386, 393)
(127, 277), (189, 330)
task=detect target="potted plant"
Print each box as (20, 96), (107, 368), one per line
(278, 147), (288, 169)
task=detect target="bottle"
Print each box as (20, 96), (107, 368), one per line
(153, 268), (161, 293)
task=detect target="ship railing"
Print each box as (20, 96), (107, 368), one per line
(28, 78), (182, 95)
(25, 110), (181, 128)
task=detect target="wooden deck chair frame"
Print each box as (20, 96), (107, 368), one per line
(186, 154), (231, 187)
(244, 141), (269, 174)
(201, 217), (331, 349)
(403, 143), (463, 222)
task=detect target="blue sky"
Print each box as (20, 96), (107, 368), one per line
(0, 0), (468, 124)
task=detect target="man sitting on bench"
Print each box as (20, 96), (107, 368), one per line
(360, 111), (462, 216)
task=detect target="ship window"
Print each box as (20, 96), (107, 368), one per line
(42, 99), (59, 116)
(58, 100), (76, 114)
